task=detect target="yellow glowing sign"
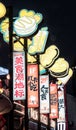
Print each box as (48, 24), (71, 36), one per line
(57, 68), (73, 85)
(19, 9), (43, 24)
(0, 2), (6, 18)
(49, 58), (69, 78)
(28, 27), (49, 55)
(40, 45), (60, 68)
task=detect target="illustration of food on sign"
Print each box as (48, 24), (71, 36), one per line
(57, 68), (73, 85)
(28, 27), (49, 55)
(0, 18), (18, 44)
(0, 2), (6, 18)
(49, 58), (69, 78)
(0, 7), (73, 87)
(14, 9), (43, 37)
(40, 45), (60, 68)
(0, 18), (9, 33)
(0, 18), (9, 43)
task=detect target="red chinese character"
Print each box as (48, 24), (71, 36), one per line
(14, 89), (24, 97)
(15, 56), (23, 64)
(14, 81), (24, 89)
(16, 73), (24, 80)
(15, 65), (23, 73)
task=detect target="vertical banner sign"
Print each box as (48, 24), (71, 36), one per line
(57, 89), (66, 122)
(50, 83), (58, 119)
(27, 64), (38, 108)
(40, 75), (50, 113)
(50, 119), (56, 130)
(13, 52), (26, 100)
(30, 108), (48, 125)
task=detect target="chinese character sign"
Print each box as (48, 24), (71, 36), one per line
(30, 108), (48, 125)
(13, 52), (26, 100)
(40, 75), (50, 113)
(50, 119), (56, 130)
(27, 64), (38, 108)
(57, 89), (66, 122)
(50, 83), (58, 119)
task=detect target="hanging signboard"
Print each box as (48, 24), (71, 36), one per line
(28, 27), (49, 55)
(30, 108), (48, 125)
(13, 52), (26, 100)
(50, 119), (56, 130)
(49, 83), (58, 119)
(57, 89), (66, 122)
(27, 64), (39, 108)
(40, 75), (50, 113)
(30, 108), (56, 128)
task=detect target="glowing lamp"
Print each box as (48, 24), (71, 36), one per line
(0, 2), (6, 18)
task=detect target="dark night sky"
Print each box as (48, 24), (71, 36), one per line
(0, 0), (76, 96)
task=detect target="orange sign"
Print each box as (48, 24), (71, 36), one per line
(49, 83), (58, 119)
(27, 64), (39, 108)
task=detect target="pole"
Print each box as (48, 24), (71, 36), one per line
(37, 54), (41, 130)
(24, 37), (29, 130)
(8, 6), (14, 130)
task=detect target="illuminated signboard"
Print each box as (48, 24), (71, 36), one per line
(0, 2), (6, 18)
(49, 83), (58, 119)
(14, 16), (38, 37)
(27, 64), (39, 108)
(30, 108), (48, 125)
(40, 75), (50, 113)
(57, 89), (66, 122)
(13, 52), (26, 100)
(28, 27), (49, 55)
(30, 108), (56, 128)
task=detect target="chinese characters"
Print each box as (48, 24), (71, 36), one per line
(13, 52), (25, 100)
